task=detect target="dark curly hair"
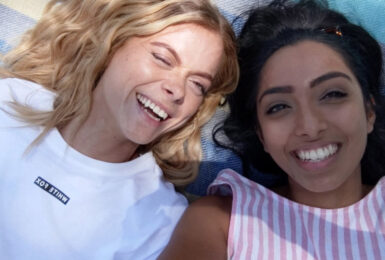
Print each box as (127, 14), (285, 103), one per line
(215, 0), (385, 185)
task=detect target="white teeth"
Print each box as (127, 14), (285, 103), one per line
(159, 110), (167, 119)
(323, 147), (330, 157)
(136, 94), (168, 120)
(316, 149), (325, 159)
(296, 144), (338, 162)
(310, 150), (317, 160)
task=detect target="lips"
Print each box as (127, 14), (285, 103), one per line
(295, 144), (338, 162)
(137, 93), (168, 121)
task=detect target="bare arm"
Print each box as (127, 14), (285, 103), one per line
(158, 195), (232, 260)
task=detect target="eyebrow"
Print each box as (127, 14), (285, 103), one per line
(258, 86), (292, 103)
(258, 71), (352, 103)
(310, 71), (352, 88)
(150, 41), (213, 81)
(191, 71), (214, 82)
(150, 41), (181, 64)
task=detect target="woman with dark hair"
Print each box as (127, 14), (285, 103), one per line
(159, 0), (385, 259)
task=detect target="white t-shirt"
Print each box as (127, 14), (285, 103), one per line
(0, 78), (187, 260)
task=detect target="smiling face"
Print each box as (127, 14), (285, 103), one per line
(256, 41), (375, 200)
(92, 23), (223, 147)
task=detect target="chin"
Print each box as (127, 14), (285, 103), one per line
(304, 180), (341, 193)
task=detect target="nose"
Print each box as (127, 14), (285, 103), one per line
(294, 105), (327, 139)
(162, 72), (186, 104)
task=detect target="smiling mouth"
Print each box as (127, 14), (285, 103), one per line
(295, 144), (338, 162)
(137, 94), (168, 121)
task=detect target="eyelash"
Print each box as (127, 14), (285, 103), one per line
(266, 103), (290, 115)
(321, 90), (347, 100)
(152, 52), (207, 96)
(152, 53), (171, 66)
(193, 81), (206, 95)
(265, 90), (348, 115)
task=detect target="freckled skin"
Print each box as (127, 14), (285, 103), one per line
(60, 23), (224, 162)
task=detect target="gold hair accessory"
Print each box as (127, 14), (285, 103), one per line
(320, 26), (343, 37)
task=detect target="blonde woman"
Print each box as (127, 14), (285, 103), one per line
(0, 0), (239, 259)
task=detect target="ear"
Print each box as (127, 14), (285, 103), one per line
(256, 127), (268, 153)
(366, 101), (376, 134)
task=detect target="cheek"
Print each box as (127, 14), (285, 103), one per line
(113, 48), (155, 84)
(257, 107), (294, 152)
(259, 121), (290, 155)
(166, 99), (203, 132)
(184, 94), (204, 116)
(343, 115), (369, 160)
(329, 103), (369, 134)
(325, 105), (370, 158)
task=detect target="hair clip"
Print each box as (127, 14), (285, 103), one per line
(320, 26), (343, 37)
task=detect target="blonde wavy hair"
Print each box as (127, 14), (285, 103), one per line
(0, 0), (239, 186)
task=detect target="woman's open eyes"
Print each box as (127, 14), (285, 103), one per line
(321, 90), (347, 101)
(266, 103), (290, 115)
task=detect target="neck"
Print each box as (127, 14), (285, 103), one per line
(59, 116), (139, 163)
(287, 184), (371, 209)
(277, 171), (372, 209)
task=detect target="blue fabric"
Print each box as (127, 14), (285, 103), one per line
(0, 4), (36, 54)
(326, 0), (385, 43)
(185, 108), (243, 196)
(214, 0), (273, 35)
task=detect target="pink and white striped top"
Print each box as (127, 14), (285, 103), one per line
(208, 169), (385, 260)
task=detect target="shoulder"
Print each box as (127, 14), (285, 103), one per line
(179, 195), (231, 237)
(159, 195), (231, 260)
(209, 168), (265, 197)
(0, 78), (55, 110)
(189, 195), (232, 223)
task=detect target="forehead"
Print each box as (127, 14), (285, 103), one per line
(139, 23), (224, 74)
(143, 23), (223, 53)
(259, 40), (356, 91)
(146, 23), (216, 39)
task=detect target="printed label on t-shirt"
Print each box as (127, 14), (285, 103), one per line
(34, 176), (70, 205)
